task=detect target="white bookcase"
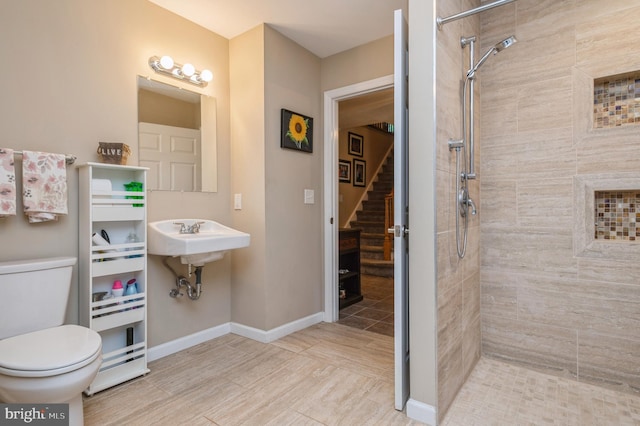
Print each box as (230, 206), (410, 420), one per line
(78, 162), (150, 395)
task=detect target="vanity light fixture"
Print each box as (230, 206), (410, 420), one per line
(148, 55), (213, 87)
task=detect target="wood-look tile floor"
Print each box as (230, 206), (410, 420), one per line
(83, 322), (422, 425)
(338, 275), (394, 337)
(83, 321), (640, 425)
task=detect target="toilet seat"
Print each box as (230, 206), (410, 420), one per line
(0, 325), (101, 378)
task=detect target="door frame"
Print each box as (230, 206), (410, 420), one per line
(322, 74), (394, 322)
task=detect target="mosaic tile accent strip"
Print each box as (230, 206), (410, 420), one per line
(593, 72), (640, 129)
(594, 190), (639, 241)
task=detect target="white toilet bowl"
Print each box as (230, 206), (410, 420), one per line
(0, 325), (102, 426)
(0, 257), (102, 426)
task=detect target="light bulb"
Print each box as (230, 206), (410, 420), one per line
(182, 63), (195, 77)
(159, 55), (174, 70)
(200, 69), (213, 82)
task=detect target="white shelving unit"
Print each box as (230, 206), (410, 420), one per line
(78, 162), (150, 395)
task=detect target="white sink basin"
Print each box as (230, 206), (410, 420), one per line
(148, 219), (250, 265)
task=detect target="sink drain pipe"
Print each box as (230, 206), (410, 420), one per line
(162, 257), (203, 300)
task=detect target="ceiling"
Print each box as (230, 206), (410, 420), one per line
(339, 88), (394, 130)
(148, 0), (399, 129)
(148, 0), (407, 58)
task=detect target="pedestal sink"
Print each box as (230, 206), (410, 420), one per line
(148, 219), (250, 266)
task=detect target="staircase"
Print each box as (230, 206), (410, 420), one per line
(349, 153), (394, 277)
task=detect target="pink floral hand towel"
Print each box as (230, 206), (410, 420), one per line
(22, 151), (68, 223)
(0, 148), (16, 217)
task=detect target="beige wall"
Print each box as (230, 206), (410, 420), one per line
(228, 26), (268, 330)
(435, 0), (482, 419)
(321, 36), (394, 92)
(0, 0), (232, 347)
(229, 25), (323, 331)
(338, 126), (393, 227)
(480, 0), (640, 394)
(264, 26), (323, 329)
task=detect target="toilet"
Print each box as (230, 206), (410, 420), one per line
(0, 257), (102, 426)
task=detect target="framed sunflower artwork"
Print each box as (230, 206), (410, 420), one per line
(281, 109), (313, 153)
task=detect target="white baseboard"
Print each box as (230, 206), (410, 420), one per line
(406, 398), (437, 426)
(231, 312), (324, 343)
(147, 312), (324, 360)
(147, 323), (231, 362)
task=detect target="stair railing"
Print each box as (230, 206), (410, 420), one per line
(383, 189), (394, 261)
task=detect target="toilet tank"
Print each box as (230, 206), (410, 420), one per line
(0, 257), (76, 340)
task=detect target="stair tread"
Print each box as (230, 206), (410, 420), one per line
(351, 222), (384, 228)
(361, 258), (394, 266)
(361, 245), (384, 252)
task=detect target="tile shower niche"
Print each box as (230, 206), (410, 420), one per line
(575, 174), (640, 260)
(594, 191), (639, 241)
(593, 71), (640, 129)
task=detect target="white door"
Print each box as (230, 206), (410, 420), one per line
(393, 8), (410, 411)
(138, 122), (201, 192)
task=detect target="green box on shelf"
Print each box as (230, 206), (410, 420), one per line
(124, 182), (143, 207)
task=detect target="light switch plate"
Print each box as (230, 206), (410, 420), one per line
(234, 193), (242, 210)
(304, 189), (314, 204)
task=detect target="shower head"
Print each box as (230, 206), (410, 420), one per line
(467, 35), (517, 79)
(495, 35), (517, 52)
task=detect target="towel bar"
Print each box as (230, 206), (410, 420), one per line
(13, 150), (76, 165)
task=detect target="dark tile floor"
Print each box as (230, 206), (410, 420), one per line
(338, 274), (394, 337)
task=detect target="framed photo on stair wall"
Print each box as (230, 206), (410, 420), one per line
(353, 159), (366, 187)
(339, 160), (351, 183)
(348, 132), (364, 157)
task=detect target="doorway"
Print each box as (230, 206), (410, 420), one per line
(323, 75), (394, 324)
(334, 88), (395, 336)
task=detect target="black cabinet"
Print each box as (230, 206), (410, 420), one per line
(339, 229), (363, 309)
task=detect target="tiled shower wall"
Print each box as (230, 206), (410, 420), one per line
(435, 0), (482, 419)
(480, 1), (640, 394)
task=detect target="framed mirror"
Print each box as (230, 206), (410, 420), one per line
(137, 77), (217, 192)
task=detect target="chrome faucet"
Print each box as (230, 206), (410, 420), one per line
(174, 222), (187, 234)
(458, 188), (478, 217)
(190, 221), (204, 233)
(173, 221), (205, 234)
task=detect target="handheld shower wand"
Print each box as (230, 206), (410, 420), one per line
(467, 36), (517, 79)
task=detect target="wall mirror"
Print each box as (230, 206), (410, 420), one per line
(137, 76), (217, 192)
